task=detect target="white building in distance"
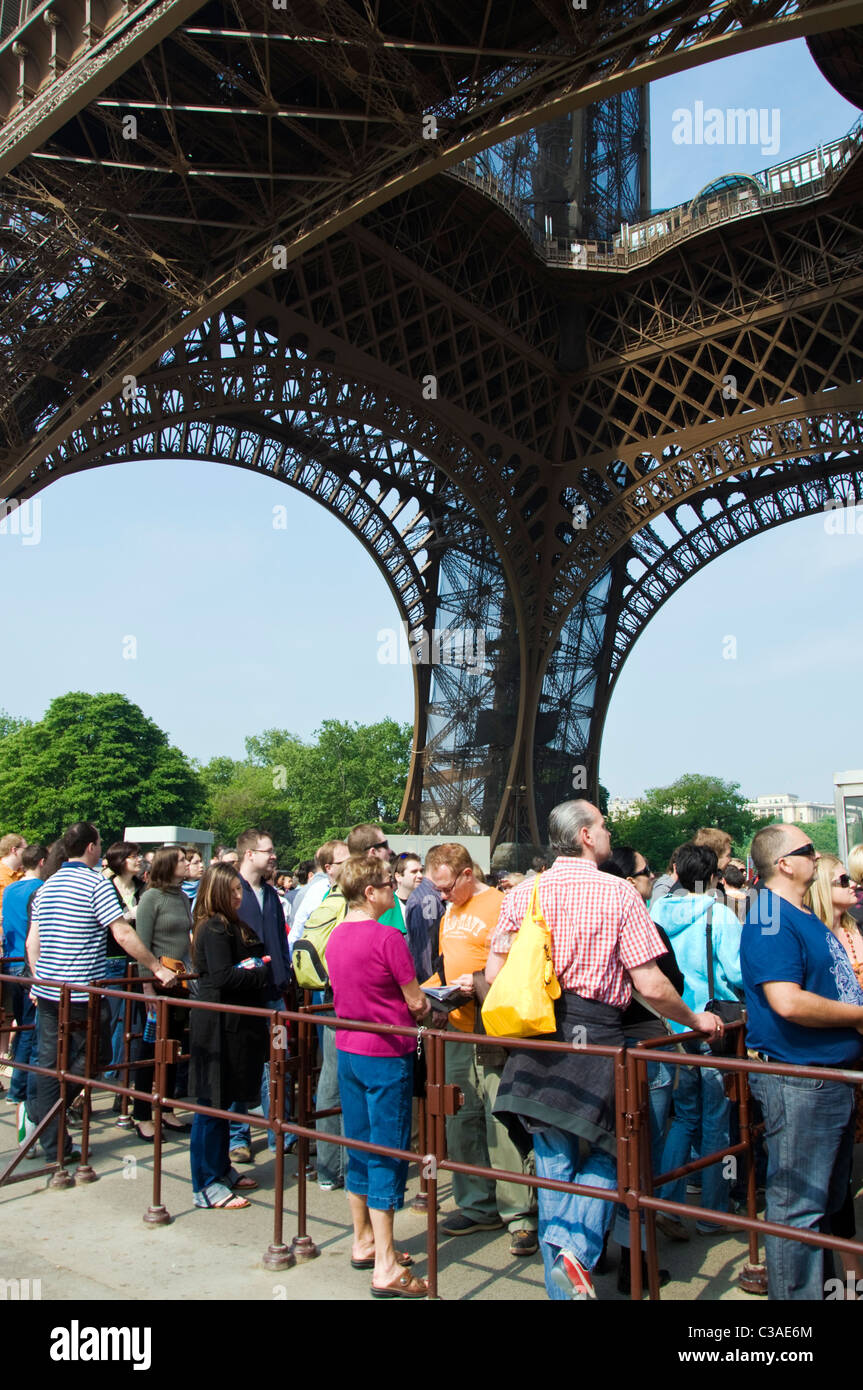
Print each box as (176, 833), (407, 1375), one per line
(608, 796), (641, 819)
(743, 793), (833, 825)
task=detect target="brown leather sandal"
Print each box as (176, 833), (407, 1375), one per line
(370, 1271), (428, 1300)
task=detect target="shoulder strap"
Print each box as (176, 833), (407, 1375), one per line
(705, 899), (715, 999)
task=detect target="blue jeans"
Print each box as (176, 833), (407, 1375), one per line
(8, 966), (37, 1102)
(191, 1107), (231, 1194)
(659, 1042), (730, 1229)
(749, 1069), (854, 1300)
(100, 957), (128, 1079)
(533, 1126), (618, 1299)
(337, 1050), (412, 1211)
(614, 1054), (673, 1248)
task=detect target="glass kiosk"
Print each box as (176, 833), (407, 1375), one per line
(834, 772), (863, 862)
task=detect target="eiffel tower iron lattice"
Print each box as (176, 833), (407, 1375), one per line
(1, 2), (863, 852)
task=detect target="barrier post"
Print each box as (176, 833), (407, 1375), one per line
(425, 1030), (445, 1300)
(143, 993), (171, 1225)
(264, 1009), (297, 1270)
(290, 1004), (312, 1260)
(736, 1043), (767, 1294)
(616, 1045), (642, 1300)
(47, 985), (74, 1190)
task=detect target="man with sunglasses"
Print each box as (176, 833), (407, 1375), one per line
(346, 825), (405, 936)
(741, 824), (863, 1300)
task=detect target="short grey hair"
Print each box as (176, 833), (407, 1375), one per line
(750, 823), (791, 882)
(548, 800), (597, 858)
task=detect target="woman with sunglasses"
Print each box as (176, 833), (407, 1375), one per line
(806, 854), (863, 1283)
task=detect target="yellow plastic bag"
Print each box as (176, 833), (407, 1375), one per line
(481, 877), (561, 1038)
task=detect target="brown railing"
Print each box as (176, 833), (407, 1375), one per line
(2, 969), (862, 1300)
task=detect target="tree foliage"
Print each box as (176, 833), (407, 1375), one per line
(0, 708), (31, 741)
(200, 718), (413, 863)
(790, 817), (838, 856)
(608, 773), (768, 867)
(0, 692), (204, 845)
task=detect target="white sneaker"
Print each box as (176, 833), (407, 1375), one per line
(16, 1102), (36, 1148)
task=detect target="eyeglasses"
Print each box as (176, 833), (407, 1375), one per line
(374, 877), (394, 888)
(632, 865), (653, 878)
(774, 843), (817, 863)
(375, 839), (389, 851)
(833, 874), (852, 888)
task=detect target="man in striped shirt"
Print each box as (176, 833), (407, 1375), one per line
(28, 821), (177, 1162)
(487, 799), (723, 1300)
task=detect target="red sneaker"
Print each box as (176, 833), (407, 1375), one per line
(550, 1251), (597, 1300)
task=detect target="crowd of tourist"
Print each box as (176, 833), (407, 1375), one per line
(1, 805), (863, 1302)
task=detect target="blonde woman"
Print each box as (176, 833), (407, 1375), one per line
(848, 844), (863, 925)
(806, 853), (863, 1284)
(807, 854), (863, 986)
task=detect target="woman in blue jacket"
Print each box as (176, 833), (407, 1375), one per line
(650, 841), (743, 1240)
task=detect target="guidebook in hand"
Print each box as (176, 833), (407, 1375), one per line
(421, 984), (471, 1012)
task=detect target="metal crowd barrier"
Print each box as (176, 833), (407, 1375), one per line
(2, 968), (863, 1300)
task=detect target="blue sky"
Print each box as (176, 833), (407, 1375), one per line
(0, 39), (859, 805)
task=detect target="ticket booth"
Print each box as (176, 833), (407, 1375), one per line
(833, 773), (863, 863)
(123, 826), (214, 864)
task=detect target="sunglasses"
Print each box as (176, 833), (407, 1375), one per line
(774, 843), (816, 863)
(833, 874), (852, 888)
(376, 840), (389, 851)
(632, 865), (653, 878)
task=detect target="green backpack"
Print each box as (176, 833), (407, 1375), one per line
(292, 887), (347, 990)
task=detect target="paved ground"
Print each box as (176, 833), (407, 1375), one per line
(0, 1082), (778, 1303)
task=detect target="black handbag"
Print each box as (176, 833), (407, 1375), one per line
(704, 901), (744, 1057)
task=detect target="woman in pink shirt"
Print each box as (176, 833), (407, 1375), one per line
(326, 854), (431, 1299)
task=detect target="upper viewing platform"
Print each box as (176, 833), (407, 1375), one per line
(449, 112), (863, 275)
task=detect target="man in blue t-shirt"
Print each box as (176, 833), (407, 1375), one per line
(741, 823), (863, 1300)
(2, 843), (46, 1103)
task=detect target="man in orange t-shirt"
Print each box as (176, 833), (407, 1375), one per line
(427, 844), (537, 1256)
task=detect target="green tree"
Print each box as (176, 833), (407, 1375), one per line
(202, 718), (413, 864)
(198, 757), (295, 860)
(0, 692), (204, 844)
(789, 817), (838, 856)
(608, 773), (767, 868)
(0, 708), (30, 740)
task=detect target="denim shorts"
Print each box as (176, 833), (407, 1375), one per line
(337, 1050), (413, 1211)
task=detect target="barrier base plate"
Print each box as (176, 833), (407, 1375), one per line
(143, 1203), (172, 1225)
(47, 1167), (75, 1190)
(291, 1234), (319, 1260)
(263, 1243), (296, 1270)
(738, 1263), (768, 1295)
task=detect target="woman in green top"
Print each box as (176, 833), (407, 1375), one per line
(132, 846), (193, 1140)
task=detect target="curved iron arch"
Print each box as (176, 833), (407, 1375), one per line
(517, 401), (863, 831)
(27, 353), (532, 840)
(609, 455), (863, 689)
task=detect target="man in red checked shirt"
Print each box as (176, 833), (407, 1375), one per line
(487, 799), (723, 1301)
